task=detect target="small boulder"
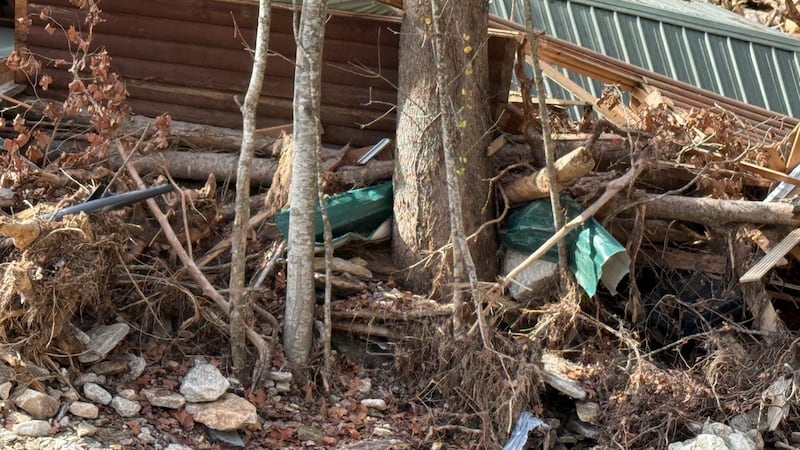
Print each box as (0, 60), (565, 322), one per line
(120, 354), (147, 383)
(69, 401), (99, 419)
(78, 323), (131, 363)
(180, 363), (230, 402)
(13, 420), (52, 437)
(142, 388), (186, 410)
(76, 422), (98, 437)
(185, 393), (257, 431)
(110, 396), (141, 418)
(14, 389), (60, 420)
(361, 398), (387, 411)
(83, 382), (112, 405)
(89, 359), (129, 376)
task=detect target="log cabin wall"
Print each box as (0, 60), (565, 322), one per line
(20, 0), (514, 146)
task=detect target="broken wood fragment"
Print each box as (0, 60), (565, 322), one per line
(313, 257), (373, 280)
(503, 146), (594, 204)
(641, 248), (727, 274)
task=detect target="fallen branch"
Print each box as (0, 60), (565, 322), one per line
(116, 140), (273, 384)
(331, 321), (402, 340)
(503, 146), (594, 204)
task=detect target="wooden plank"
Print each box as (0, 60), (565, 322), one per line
(785, 123), (800, 171)
(506, 94), (591, 106)
(740, 228), (800, 282)
(537, 61), (632, 128)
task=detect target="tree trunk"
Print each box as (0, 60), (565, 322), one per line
(230, 0), (271, 383)
(284, 0), (327, 365)
(393, 0), (497, 294)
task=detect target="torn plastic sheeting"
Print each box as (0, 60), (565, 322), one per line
(502, 411), (548, 450)
(499, 195), (630, 296)
(275, 182), (393, 249)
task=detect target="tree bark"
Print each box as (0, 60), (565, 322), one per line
(393, 0), (497, 294)
(230, 0), (271, 383)
(284, 0), (327, 365)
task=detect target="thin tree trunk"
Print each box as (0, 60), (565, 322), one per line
(230, 0), (271, 383)
(393, 0), (496, 295)
(520, 0), (568, 267)
(284, 0), (327, 365)
(429, 0), (488, 343)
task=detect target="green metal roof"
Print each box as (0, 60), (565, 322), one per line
(490, 0), (800, 117)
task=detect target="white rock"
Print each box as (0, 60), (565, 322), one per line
(358, 378), (372, 395)
(503, 249), (558, 301)
(110, 395), (141, 417)
(14, 389), (60, 419)
(269, 371), (293, 383)
(141, 388), (186, 410)
(165, 444), (194, 450)
(83, 383), (112, 405)
(62, 389), (80, 403)
(361, 398), (387, 411)
(117, 388), (137, 401)
(274, 381), (291, 393)
(185, 393), (257, 431)
(74, 372), (106, 386)
(69, 401), (99, 419)
(180, 363), (230, 402)
(76, 422), (98, 437)
(13, 420), (52, 437)
(138, 426), (156, 444)
(78, 323), (131, 363)
(669, 434), (729, 450)
(0, 381), (12, 400)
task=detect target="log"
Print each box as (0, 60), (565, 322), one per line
(113, 151), (278, 186)
(334, 160), (394, 185)
(504, 146), (594, 204)
(120, 115), (275, 153)
(641, 248), (728, 274)
(491, 133), (628, 168)
(605, 192), (800, 226)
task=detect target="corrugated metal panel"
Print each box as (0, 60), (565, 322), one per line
(490, 0), (800, 117)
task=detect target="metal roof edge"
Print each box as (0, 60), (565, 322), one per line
(562, 0), (800, 52)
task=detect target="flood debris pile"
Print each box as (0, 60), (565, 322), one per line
(0, 2), (798, 449)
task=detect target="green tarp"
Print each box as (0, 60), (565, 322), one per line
(500, 196), (630, 296)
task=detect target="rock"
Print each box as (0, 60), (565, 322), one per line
(701, 422), (760, 450)
(503, 249), (558, 301)
(669, 434), (730, 450)
(358, 378), (372, 395)
(110, 396), (141, 417)
(791, 432), (800, 444)
(208, 429), (245, 448)
(269, 371), (292, 383)
(14, 419), (52, 437)
(165, 444), (194, 450)
(138, 426), (156, 444)
(575, 401), (600, 424)
(69, 401), (99, 419)
(62, 389), (80, 403)
(565, 419), (600, 440)
(0, 429), (16, 446)
(74, 372), (106, 386)
(89, 359), (129, 376)
(117, 388), (137, 401)
(78, 322), (131, 363)
(361, 398), (387, 411)
(14, 388), (60, 420)
(142, 388), (186, 409)
(83, 383), (112, 405)
(120, 354), (147, 383)
(297, 425), (325, 442)
(76, 422), (98, 437)
(0, 381), (12, 400)
(274, 381), (291, 393)
(185, 393), (257, 431)
(180, 363), (230, 402)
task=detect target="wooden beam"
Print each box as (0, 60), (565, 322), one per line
(536, 60), (632, 128)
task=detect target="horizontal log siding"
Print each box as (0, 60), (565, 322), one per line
(22, 1), (513, 145)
